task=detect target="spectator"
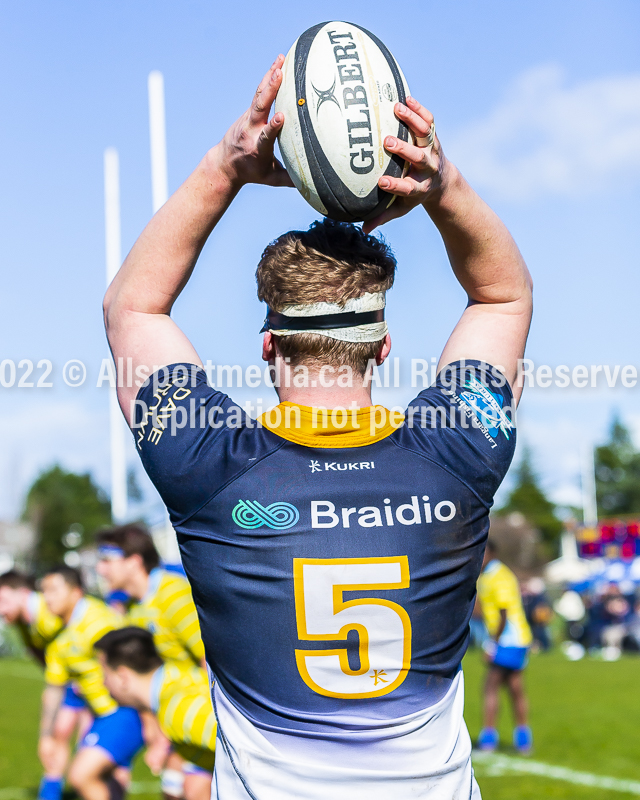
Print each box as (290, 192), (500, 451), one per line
(600, 583), (631, 650)
(522, 578), (553, 652)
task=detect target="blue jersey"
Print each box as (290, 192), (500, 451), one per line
(135, 359), (515, 737)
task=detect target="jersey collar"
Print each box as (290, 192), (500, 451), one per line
(150, 665), (165, 713)
(142, 568), (164, 602)
(258, 402), (403, 448)
(69, 597), (88, 625)
(25, 591), (39, 624)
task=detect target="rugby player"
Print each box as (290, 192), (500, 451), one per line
(96, 524), (206, 792)
(41, 565), (143, 800)
(477, 540), (533, 754)
(0, 570), (92, 800)
(96, 525), (204, 670)
(95, 627), (215, 800)
(104, 57), (532, 798)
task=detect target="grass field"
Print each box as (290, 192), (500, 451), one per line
(1, 649), (639, 799)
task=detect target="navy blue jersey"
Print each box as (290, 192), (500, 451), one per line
(134, 360), (515, 735)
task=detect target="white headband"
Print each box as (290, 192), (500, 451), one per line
(264, 292), (388, 343)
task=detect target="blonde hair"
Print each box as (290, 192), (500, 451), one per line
(256, 220), (396, 374)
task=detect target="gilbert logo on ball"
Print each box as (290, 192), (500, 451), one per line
(275, 21), (410, 223)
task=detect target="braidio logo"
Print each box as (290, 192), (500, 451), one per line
(232, 500), (300, 530)
(232, 496), (458, 531)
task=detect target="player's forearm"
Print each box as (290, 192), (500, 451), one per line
(104, 145), (238, 324)
(494, 609), (508, 641)
(423, 162), (532, 306)
(40, 684), (64, 737)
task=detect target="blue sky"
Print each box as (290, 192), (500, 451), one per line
(1, 0), (639, 522)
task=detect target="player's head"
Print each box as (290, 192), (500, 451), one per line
(96, 524), (160, 590)
(95, 626), (163, 709)
(483, 539), (498, 568)
(257, 219), (396, 383)
(41, 565), (84, 618)
(0, 570), (35, 623)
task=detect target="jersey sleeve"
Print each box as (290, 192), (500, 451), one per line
(403, 359), (516, 506)
(159, 688), (216, 771)
(133, 364), (247, 523)
(165, 580), (205, 663)
(44, 639), (69, 686)
(34, 597), (64, 646)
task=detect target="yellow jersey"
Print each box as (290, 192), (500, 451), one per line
(45, 596), (122, 716)
(477, 560), (532, 647)
(150, 662), (216, 772)
(128, 569), (204, 667)
(17, 592), (63, 653)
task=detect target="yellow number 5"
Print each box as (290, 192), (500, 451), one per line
(293, 557), (411, 699)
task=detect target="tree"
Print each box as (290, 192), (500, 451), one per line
(23, 466), (111, 570)
(595, 415), (640, 516)
(497, 445), (563, 551)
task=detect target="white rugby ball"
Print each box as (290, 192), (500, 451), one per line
(275, 21), (410, 223)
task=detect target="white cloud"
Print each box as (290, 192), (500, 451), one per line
(449, 65), (640, 201)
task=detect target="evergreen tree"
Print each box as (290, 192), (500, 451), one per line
(595, 415), (640, 516)
(497, 445), (562, 549)
(23, 465), (111, 569)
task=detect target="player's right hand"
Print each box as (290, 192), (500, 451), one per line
(144, 738), (171, 775)
(211, 56), (295, 189)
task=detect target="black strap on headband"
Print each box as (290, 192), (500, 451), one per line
(259, 307), (385, 334)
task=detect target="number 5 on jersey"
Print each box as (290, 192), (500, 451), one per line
(293, 557), (411, 699)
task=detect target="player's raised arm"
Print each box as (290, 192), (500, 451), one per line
(364, 97), (532, 404)
(103, 56), (293, 425)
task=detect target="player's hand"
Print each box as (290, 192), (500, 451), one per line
(362, 97), (446, 234)
(144, 738), (171, 775)
(212, 55), (294, 189)
(483, 639), (498, 665)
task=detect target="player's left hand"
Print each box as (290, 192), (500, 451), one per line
(212, 55), (295, 190)
(482, 639), (498, 665)
(362, 97), (446, 234)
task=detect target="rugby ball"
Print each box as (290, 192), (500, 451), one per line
(275, 21), (410, 223)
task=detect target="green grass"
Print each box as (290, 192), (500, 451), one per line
(0, 659), (157, 799)
(463, 647), (640, 798)
(1, 651), (639, 798)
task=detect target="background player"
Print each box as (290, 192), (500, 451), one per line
(96, 524), (206, 791)
(477, 540), (533, 754)
(0, 570), (92, 800)
(41, 565), (144, 800)
(96, 525), (205, 670)
(96, 627), (215, 800)
(104, 57), (532, 798)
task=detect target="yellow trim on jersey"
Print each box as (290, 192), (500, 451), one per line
(17, 593), (63, 653)
(258, 402), (403, 448)
(156, 663), (216, 772)
(45, 597), (122, 716)
(127, 569), (204, 667)
(477, 560), (532, 647)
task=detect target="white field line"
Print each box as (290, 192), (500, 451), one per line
(473, 751), (640, 795)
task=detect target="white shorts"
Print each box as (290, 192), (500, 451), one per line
(212, 671), (481, 800)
